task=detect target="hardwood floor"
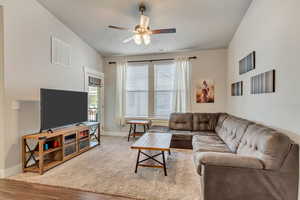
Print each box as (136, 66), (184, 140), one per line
(0, 179), (137, 200)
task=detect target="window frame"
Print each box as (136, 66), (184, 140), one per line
(125, 61), (176, 119)
(125, 62), (150, 118)
(153, 61), (176, 118)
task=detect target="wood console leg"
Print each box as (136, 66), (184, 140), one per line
(38, 140), (44, 175)
(22, 138), (26, 172)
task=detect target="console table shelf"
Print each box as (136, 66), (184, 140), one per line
(22, 122), (100, 175)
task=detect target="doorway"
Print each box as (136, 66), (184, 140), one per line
(88, 79), (101, 122)
(84, 67), (104, 130)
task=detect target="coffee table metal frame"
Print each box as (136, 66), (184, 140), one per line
(131, 133), (172, 176)
(126, 120), (151, 141)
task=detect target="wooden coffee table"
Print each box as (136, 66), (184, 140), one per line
(131, 133), (172, 176)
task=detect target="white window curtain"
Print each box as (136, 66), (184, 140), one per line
(115, 59), (127, 126)
(172, 56), (192, 112)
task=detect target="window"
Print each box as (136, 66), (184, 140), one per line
(125, 63), (149, 117)
(125, 61), (175, 118)
(154, 62), (176, 117)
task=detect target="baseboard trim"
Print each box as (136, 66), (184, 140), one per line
(102, 131), (127, 137)
(1, 164), (22, 178)
(0, 169), (4, 178)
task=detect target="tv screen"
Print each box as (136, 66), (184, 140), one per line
(41, 89), (88, 131)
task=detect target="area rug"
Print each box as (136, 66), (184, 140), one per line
(9, 136), (201, 200)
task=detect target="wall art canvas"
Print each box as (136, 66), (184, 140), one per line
(239, 51), (255, 75)
(231, 81), (243, 96)
(251, 69), (275, 94)
(195, 80), (215, 103)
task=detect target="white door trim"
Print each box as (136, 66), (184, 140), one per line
(83, 67), (104, 131)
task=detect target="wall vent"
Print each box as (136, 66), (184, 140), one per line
(51, 36), (71, 67)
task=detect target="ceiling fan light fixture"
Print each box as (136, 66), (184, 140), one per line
(140, 15), (150, 28)
(134, 34), (142, 45)
(108, 3), (176, 46)
(143, 34), (151, 45)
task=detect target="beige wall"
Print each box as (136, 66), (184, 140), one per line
(104, 49), (227, 134)
(227, 0), (300, 198)
(227, 0), (300, 143)
(1, 0), (103, 101)
(0, 0), (103, 177)
(0, 6), (4, 175)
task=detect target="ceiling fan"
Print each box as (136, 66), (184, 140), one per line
(108, 4), (176, 45)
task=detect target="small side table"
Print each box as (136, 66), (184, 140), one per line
(127, 120), (151, 141)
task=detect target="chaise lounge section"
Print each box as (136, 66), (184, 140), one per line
(149, 113), (299, 200)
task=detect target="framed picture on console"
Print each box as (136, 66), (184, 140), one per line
(231, 81), (243, 96)
(251, 69), (275, 94)
(239, 51), (255, 75)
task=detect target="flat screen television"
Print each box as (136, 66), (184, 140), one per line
(40, 88), (88, 131)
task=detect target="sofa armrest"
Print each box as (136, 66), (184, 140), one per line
(194, 152), (264, 174)
(200, 164), (294, 200)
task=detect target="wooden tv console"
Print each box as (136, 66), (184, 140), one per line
(22, 122), (100, 175)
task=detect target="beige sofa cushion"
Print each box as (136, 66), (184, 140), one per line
(215, 113), (228, 133)
(169, 113), (193, 131)
(193, 113), (219, 131)
(193, 135), (231, 153)
(193, 152), (264, 175)
(216, 116), (251, 152)
(193, 135), (224, 144)
(237, 124), (292, 170)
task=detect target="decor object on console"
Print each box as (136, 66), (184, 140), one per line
(231, 81), (243, 96)
(251, 69), (275, 94)
(239, 51), (255, 74)
(195, 80), (214, 103)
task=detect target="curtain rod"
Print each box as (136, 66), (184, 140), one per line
(108, 56), (197, 64)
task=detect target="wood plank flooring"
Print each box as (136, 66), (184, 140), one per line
(0, 179), (137, 200)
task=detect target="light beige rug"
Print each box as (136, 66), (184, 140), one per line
(9, 136), (201, 200)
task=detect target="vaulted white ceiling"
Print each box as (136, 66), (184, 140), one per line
(37, 0), (252, 57)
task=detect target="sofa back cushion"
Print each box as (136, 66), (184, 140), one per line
(169, 113), (193, 131)
(193, 113), (219, 131)
(237, 124), (292, 170)
(216, 116), (251, 152)
(215, 113), (228, 133)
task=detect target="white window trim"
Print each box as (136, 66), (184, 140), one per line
(83, 67), (104, 131)
(125, 61), (175, 119)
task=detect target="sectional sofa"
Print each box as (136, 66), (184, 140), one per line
(149, 113), (299, 200)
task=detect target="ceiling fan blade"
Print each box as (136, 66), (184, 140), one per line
(108, 25), (130, 31)
(151, 28), (176, 34)
(123, 36), (134, 43)
(140, 15), (150, 28)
